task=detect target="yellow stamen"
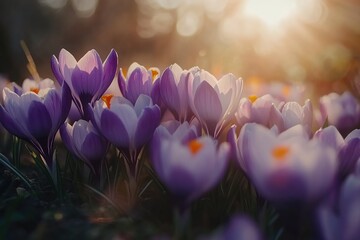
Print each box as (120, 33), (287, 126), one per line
(101, 94), (114, 108)
(121, 68), (128, 78)
(30, 87), (40, 94)
(150, 69), (159, 80)
(188, 139), (203, 155)
(282, 85), (290, 97)
(272, 145), (289, 162)
(248, 95), (258, 103)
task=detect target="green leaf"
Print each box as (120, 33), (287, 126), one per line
(0, 153), (34, 193)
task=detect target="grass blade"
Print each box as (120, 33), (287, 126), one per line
(0, 153), (33, 193)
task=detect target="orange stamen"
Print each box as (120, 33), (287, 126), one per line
(248, 95), (258, 103)
(272, 145), (289, 162)
(282, 85), (290, 97)
(101, 94), (114, 108)
(121, 68), (128, 78)
(150, 69), (159, 80)
(30, 87), (40, 94)
(188, 139), (203, 155)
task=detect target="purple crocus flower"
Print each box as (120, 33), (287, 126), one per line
(317, 173), (360, 240)
(199, 215), (263, 240)
(238, 123), (337, 203)
(159, 64), (194, 122)
(188, 69), (243, 137)
(269, 99), (313, 135)
(314, 126), (360, 181)
(151, 130), (229, 208)
(118, 62), (162, 107)
(91, 94), (161, 176)
(153, 120), (201, 144)
(319, 91), (360, 136)
(228, 123), (309, 173)
(11, 78), (55, 95)
(0, 82), (71, 168)
(235, 94), (280, 127)
(60, 119), (108, 175)
(51, 49), (118, 119)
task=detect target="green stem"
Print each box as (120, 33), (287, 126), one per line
(173, 206), (191, 240)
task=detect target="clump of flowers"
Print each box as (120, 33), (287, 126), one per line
(1, 48), (360, 240)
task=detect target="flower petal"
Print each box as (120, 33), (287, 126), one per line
(194, 81), (222, 133)
(134, 105), (161, 149)
(99, 49), (118, 97)
(160, 67), (181, 119)
(26, 101), (52, 140)
(51, 55), (64, 85)
(58, 48), (77, 86)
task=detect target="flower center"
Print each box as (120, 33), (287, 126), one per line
(121, 68), (128, 78)
(150, 68), (159, 80)
(30, 87), (40, 94)
(101, 94), (114, 108)
(282, 85), (290, 98)
(271, 145), (289, 162)
(188, 139), (203, 155)
(248, 95), (258, 103)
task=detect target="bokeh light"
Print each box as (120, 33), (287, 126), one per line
(0, 0), (360, 101)
(243, 0), (297, 27)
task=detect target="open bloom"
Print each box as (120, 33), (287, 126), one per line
(228, 123), (309, 173)
(159, 64), (193, 122)
(235, 94), (280, 127)
(12, 78), (55, 95)
(60, 119), (108, 173)
(151, 133), (229, 206)
(188, 69), (243, 137)
(92, 94), (161, 159)
(317, 173), (360, 240)
(153, 120), (200, 145)
(269, 99), (313, 135)
(314, 126), (360, 181)
(319, 91), (360, 136)
(237, 123), (337, 203)
(51, 49), (118, 119)
(118, 62), (162, 107)
(0, 82), (71, 167)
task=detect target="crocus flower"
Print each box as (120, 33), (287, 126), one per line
(0, 82), (71, 168)
(153, 120), (200, 144)
(319, 91), (360, 136)
(60, 119), (108, 175)
(199, 215), (263, 240)
(188, 69), (243, 137)
(12, 78), (55, 95)
(159, 64), (194, 122)
(314, 126), (360, 181)
(269, 99), (313, 135)
(228, 123), (309, 173)
(235, 94), (280, 127)
(51, 49), (118, 119)
(242, 77), (305, 102)
(151, 132), (229, 208)
(118, 62), (162, 107)
(91, 94), (161, 176)
(239, 123), (337, 203)
(317, 173), (360, 240)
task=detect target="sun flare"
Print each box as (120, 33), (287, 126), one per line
(243, 0), (298, 27)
